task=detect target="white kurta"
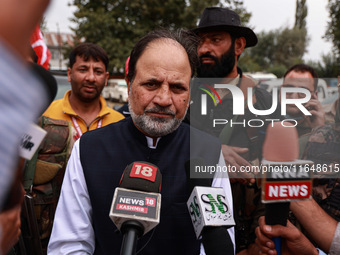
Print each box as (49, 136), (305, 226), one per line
(48, 137), (235, 255)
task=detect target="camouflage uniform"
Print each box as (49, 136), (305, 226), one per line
(14, 116), (75, 255)
(323, 98), (339, 124)
(304, 123), (340, 221)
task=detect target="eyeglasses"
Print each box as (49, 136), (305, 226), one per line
(281, 84), (315, 98)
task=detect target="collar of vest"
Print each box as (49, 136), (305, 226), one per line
(126, 117), (184, 149)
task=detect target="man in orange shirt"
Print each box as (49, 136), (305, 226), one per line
(44, 43), (124, 139)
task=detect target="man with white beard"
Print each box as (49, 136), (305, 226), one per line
(48, 28), (234, 255)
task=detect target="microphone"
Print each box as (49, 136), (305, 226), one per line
(19, 123), (47, 160)
(185, 158), (235, 255)
(2, 123), (47, 211)
(109, 161), (162, 255)
(261, 122), (313, 254)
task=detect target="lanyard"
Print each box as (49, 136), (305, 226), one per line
(71, 116), (102, 139)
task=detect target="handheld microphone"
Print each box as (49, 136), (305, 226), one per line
(185, 159), (235, 255)
(109, 161), (162, 255)
(2, 123), (47, 211)
(19, 123), (47, 160)
(261, 122), (313, 254)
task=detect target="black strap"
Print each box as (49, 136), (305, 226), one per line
(219, 68), (256, 145)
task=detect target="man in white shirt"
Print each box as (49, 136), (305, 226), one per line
(48, 28), (234, 255)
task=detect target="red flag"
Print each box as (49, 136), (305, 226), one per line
(30, 25), (51, 70)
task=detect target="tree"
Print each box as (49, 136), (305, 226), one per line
(275, 27), (307, 67)
(69, 0), (251, 74)
(239, 26), (307, 75)
(325, 0), (340, 59)
(308, 53), (340, 78)
(246, 30), (277, 70)
(239, 0), (308, 75)
(295, 0), (307, 30)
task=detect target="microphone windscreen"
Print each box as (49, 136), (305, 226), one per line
(262, 122), (299, 161)
(265, 202), (290, 226)
(30, 63), (57, 107)
(201, 226), (234, 255)
(119, 161), (162, 193)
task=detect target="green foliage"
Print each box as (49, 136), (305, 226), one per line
(39, 17), (47, 33)
(239, 0), (308, 74)
(239, 26), (308, 72)
(237, 52), (262, 72)
(68, 0), (251, 74)
(66, 0), (310, 76)
(245, 30), (277, 70)
(267, 65), (287, 78)
(325, 0), (340, 58)
(308, 53), (340, 78)
(295, 0), (307, 29)
(275, 27), (308, 67)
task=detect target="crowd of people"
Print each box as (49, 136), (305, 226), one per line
(1, 2), (340, 255)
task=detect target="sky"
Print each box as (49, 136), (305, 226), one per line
(44, 0), (332, 63)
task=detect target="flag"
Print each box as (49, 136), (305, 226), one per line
(30, 25), (51, 70)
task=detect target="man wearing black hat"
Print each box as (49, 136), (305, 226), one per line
(189, 7), (281, 255)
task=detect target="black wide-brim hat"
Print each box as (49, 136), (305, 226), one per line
(194, 7), (258, 48)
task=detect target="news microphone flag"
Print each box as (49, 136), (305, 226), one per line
(119, 161), (161, 193)
(261, 122), (313, 255)
(187, 186), (234, 239)
(109, 188), (161, 235)
(261, 122), (313, 204)
(109, 161), (162, 236)
(185, 158), (234, 254)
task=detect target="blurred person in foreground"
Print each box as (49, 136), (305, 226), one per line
(189, 7), (281, 254)
(5, 47), (71, 255)
(43, 43), (124, 140)
(0, 0), (53, 254)
(48, 28), (234, 255)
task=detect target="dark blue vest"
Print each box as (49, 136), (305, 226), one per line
(80, 117), (221, 255)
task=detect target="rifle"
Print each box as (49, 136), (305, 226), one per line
(20, 193), (44, 255)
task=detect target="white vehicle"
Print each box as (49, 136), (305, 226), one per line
(317, 79), (329, 102)
(258, 78), (283, 93)
(102, 79), (128, 103)
(51, 73), (70, 100)
(325, 78), (339, 96)
(244, 72), (277, 81)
